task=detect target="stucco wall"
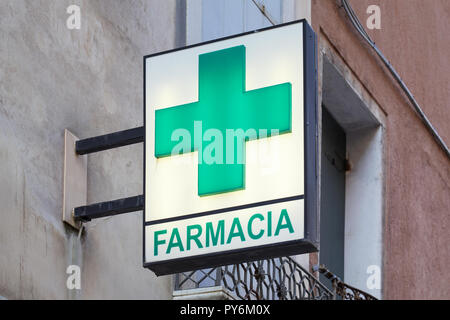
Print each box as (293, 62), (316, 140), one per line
(312, 0), (450, 299)
(0, 0), (180, 299)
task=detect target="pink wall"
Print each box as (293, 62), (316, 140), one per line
(312, 0), (450, 299)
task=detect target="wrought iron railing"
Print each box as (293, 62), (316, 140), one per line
(315, 264), (378, 300)
(174, 256), (334, 300)
(174, 257), (377, 300)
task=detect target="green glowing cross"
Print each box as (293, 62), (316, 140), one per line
(155, 45), (292, 196)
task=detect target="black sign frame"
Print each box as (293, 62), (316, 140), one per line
(143, 19), (318, 276)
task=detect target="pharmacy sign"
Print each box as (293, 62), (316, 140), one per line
(144, 20), (318, 275)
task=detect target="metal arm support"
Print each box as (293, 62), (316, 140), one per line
(76, 126), (144, 155)
(71, 126), (145, 223)
(74, 195), (144, 222)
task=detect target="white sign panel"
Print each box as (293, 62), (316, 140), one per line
(144, 20), (317, 275)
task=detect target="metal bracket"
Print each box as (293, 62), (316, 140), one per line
(63, 127), (145, 226)
(74, 195), (144, 222)
(76, 126), (144, 155)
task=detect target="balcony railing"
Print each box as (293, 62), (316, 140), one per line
(174, 257), (377, 300)
(315, 264), (378, 300)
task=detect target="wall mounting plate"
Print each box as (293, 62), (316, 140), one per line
(63, 129), (87, 230)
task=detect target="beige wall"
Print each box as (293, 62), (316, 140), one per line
(312, 0), (450, 299)
(0, 0), (180, 299)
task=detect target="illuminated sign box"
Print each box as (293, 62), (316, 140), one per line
(144, 20), (318, 275)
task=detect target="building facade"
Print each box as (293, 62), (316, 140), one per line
(0, 0), (448, 300)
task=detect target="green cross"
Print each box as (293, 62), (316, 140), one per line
(155, 45), (292, 196)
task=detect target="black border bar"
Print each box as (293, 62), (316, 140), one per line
(145, 195), (304, 226)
